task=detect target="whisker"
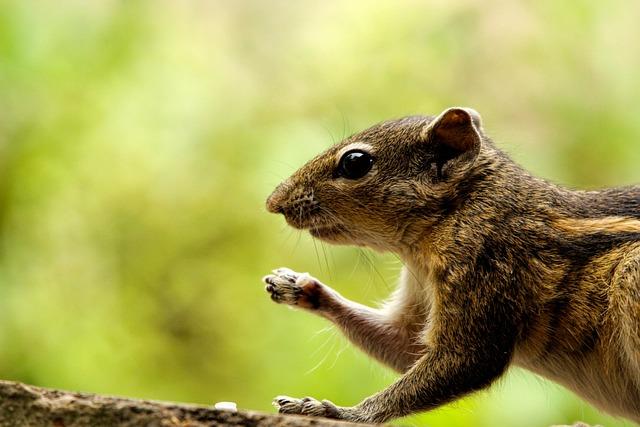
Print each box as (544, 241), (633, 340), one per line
(318, 239), (333, 281)
(311, 237), (323, 276)
(339, 110), (351, 141)
(329, 338), (349, 370)
(293, 230), (303, 251)
(361, 249), (392, 293)
(306, 330), (338, 375)
(392, 253), (425, 288)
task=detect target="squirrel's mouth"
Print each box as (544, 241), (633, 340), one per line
(308, 224), (345, 239)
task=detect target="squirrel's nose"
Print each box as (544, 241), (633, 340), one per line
(266, 181), (290, 214)
(266, 193), (284, 214)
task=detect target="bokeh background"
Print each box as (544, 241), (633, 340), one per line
(1, 1), (639, 426)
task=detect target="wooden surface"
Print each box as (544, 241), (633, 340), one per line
(0, 380), (599, 427)
(0, 380), (375, 427)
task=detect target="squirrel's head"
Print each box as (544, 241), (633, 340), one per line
(266, 107), (489, 252)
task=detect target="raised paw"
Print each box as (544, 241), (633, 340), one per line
(262, 268), (325, 309)
(273, 395), (342, 419)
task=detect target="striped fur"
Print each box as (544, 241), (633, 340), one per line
(265, 107), (640, 423)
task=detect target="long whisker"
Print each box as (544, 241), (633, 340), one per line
(311, 237), (323, 275)
(306, 327), (338, 375)
(318, 239), (333, 282)
(360, 249), (392, 292)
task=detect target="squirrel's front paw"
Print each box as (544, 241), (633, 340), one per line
(263, 268), (324, 309)
(273, 396), (342, 419)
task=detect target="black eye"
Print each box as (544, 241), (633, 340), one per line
(336, 150), (374, 180)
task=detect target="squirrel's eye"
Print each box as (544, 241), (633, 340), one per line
(336, 150), (374, 180)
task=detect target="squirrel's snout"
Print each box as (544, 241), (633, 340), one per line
(266, 193), (284, 214)
(266, 181), (319, 229)
(266, 182), (290, 214)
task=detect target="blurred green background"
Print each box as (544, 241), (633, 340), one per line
(0, 1), (639, 426)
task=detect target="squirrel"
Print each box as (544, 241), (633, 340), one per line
(262, 107), (640, 424)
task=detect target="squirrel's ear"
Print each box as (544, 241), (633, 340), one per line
(420, 107), (482, 174)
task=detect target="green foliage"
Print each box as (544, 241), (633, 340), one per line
(0, 2), (638, 426)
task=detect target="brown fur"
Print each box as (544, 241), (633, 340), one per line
(263, 107), (640, 423)
(554, 216), (640, 234)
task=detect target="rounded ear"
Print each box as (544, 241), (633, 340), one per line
(422, 107), (482, 152)
(419, 107), (483, 179)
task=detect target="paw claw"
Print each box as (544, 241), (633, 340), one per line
(274, 267), (295, 276)
(273, 395), (291, 406)
(262, 268), (325, 309)
(273, 395), (304, 414)
(272, 395), (343, 419)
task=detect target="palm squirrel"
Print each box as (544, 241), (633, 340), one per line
(262, 107), (640, 423)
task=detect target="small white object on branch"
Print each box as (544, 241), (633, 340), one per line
(214, 401), (238, 412)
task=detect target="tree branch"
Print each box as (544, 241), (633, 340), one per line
(0, 380), (375, 427)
